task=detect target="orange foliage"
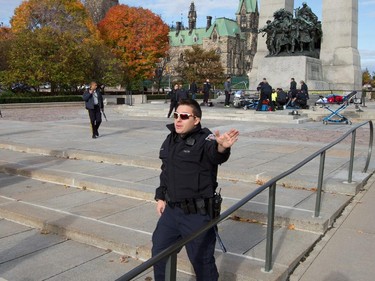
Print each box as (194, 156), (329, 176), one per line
(98, 4), (170, 82)
(0, 27), (13, 41)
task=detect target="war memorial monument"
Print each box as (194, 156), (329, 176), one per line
(250, 0), (362, 91)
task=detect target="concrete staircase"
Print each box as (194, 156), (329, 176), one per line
(0, 141), (371, 280)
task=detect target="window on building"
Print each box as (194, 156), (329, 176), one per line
(241, 14), (247, 28)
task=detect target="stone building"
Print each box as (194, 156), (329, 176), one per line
(168, 0), (259, 77)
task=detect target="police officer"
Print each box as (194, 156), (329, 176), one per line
(152, 99), (239, 281)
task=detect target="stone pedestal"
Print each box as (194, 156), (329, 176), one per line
(257, 56), (328, 90)
(321, 0), (361, 90)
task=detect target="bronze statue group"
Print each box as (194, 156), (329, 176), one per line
(259, 2), (322, 56)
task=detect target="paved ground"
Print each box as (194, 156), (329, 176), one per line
(0, 101), (374, 280)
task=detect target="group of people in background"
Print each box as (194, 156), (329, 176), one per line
(165, 75), (310, 118)
(256, 77), (309, 111)
(166, 78), (213, 118)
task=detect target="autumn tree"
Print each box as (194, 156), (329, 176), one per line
(0, 26), (13, 76)
(98, 4), (170, 89)
(1, 0), (118, 92)
(362, 68), (373, 86)
(175, 45), (224, 86)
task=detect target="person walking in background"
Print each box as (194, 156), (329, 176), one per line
(190, 80), (198, 100)
(152, 99), (239, 281)
(82, 81), (104, 139)
(300, 80), (309, 99)
(166, 83), (179, 118)
(202, 78), (211, 106)
(224, 76), (231, 107)
(177, 83), (189, 102)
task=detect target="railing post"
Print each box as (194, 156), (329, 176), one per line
(314, 151), (326, 218)
(363, 121), (373, 173)
(264, 183), (276, 273)
(348, 130), (356, 183)
(165, 252), (177, 281)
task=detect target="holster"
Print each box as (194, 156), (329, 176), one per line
(208, 192), (222, 219)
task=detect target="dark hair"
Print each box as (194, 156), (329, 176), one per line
(177, 99), (202, 118)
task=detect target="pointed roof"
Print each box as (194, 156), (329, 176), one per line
(169, 17), (244, 47)
(236, 0), (258, 14)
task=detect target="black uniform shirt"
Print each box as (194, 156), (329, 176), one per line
(155, 123), (230, 202)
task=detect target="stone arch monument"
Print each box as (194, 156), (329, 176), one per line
(249, 0), (361, 91)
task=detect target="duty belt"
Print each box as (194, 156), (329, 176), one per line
(167, 198), (208, 215)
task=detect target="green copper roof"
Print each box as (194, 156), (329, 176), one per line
(169, 18), (244, 47)
(236, 0), (258, 14)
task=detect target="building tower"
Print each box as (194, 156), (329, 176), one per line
(235, 0), (259, 72)
(188, 1), (197, 31)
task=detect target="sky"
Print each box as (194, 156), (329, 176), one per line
(1, 0), (374, 73)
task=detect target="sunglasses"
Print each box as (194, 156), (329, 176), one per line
(173, 112), (196, 120)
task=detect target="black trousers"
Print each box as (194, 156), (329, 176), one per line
(167, 101), (178, 118)
(87, 105), (102, 136)
(203, 92), (209, 104)
(224, 91), (230, 106)
(152, 205), (218, 281)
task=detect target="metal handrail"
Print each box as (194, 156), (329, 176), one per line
(117, 120), (373, 281)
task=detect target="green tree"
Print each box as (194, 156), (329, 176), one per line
(2, 0), (118, 92)
(362, 68), (372, 86)
(175, 45), (224, 86)
(0, 26), (12, 80)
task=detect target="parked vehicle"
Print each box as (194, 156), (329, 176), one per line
(11, 83), (33, 93)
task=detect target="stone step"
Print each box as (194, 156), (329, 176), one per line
(118, 105), (312, 123)
(0, 142), (371, 280)
(0, 174), (320, 281)
(1, 140), (370, 196)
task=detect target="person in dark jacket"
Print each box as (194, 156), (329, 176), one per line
(189, 80), (198, 100)
(290, 78), (297, 92)
(300, 80), (309, 99)
(82, 81), (104, 138)
(177, 83), (189, 101)
(167, 83), (179, 118)
(152, 99), (239, 281)
(256, 78), (273, 111)
(224, 76), (231, 107)
(202, 78), (211, 105)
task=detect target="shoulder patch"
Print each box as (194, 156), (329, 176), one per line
(205, 133), (216, 141)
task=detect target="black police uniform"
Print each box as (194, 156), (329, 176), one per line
(152, 123), (230, 281)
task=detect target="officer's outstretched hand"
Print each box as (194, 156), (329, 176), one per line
(215, 129), (239, 153)
(156, 200), (166, 216)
